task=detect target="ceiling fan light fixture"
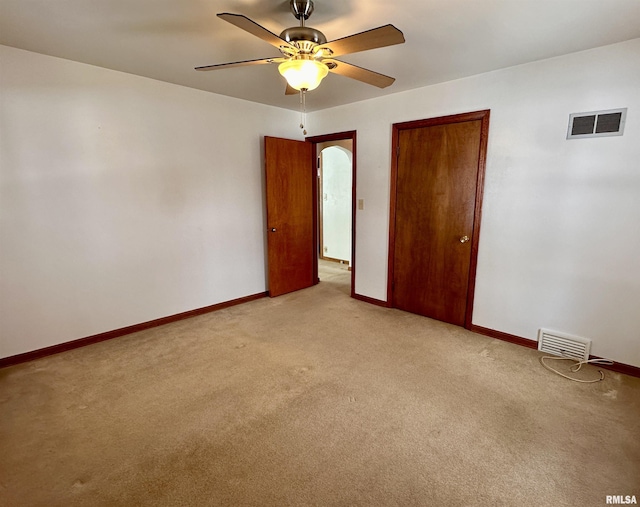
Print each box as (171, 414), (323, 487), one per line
(278, 58), (328, 91)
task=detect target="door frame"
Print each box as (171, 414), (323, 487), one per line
(387, 110), (490, 328)
(306, 130), (357, 298)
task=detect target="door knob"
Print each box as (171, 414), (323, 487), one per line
(270, 228), (277, 232)
(459, 235), (470, 243)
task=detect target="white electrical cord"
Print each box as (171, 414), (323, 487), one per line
(540, 356), (614, 383)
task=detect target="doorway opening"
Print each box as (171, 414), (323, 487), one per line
(307, 132), (356, 296)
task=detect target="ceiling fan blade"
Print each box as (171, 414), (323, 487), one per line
(195, 57), (286, 71)
(217, 13), (295, 51)
(324, 59), (395, 88)
(317, 25), (405, 58)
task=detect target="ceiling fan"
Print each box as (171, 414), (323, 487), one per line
(195, 0), (405, 94)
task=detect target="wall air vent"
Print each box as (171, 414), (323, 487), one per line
(537, 328), (591, 362)
(567, 108), (627, 139)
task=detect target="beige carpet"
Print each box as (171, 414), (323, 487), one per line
(1, 265), (639, 507)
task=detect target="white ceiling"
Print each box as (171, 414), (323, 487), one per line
(1, 0), (639, 112)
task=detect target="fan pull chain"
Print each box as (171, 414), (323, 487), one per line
(299, 90), (307, 135)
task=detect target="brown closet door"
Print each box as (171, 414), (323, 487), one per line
(392, 117), (484, 326)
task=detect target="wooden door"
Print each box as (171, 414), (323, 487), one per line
(265, 136), (316, 297)
(389, 111), (489, 327)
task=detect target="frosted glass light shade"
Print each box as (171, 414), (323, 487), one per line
(278, 59), (328, 91)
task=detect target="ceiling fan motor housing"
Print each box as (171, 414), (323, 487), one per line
(280, 26), (325, 44)
(283, 0), (325, 54)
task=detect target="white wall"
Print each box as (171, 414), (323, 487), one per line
(0, 45), (301, 359)
(321, 146), (352, 263)
(309, 39), (640, 367)
(2, 41), (639, 368)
